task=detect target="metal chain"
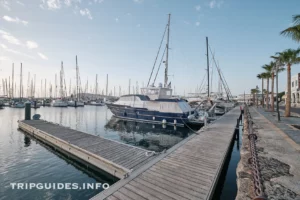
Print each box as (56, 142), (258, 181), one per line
(244, 105), (267, 200)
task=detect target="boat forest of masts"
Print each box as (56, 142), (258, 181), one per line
(1, 37), (234, 111)
(0, 56), (126, 108)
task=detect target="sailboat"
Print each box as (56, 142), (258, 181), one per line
(89, 74), (105, 106)
(68, 56), (84, 107)
(106, 14), (204, 127)
(52, 62), (68, 107)
(11, 63), (25, 108)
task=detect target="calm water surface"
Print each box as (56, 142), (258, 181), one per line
(0, 106), (192, 200)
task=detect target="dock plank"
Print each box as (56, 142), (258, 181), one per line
(91, 106), (241, 200)
(18, 120), (157, 179)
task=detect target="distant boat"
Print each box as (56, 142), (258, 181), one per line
(52, 99), (68, 107)
(89, 101), (105, 106)
(68, 100), (84, 107)
(52, 62), (68, 107)
(43, 99), (51, 106)
(12, 63), (25, 109)
(11, 101), (25, 108)
(31, 101), (41, 108)
(68, 56), (85, 107)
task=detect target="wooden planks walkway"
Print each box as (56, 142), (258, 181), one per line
(18, 120), (157, 179)
(92, 106), (241, 200)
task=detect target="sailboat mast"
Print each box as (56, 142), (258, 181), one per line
(106, 74), (108, 97)
(12, 63), (14, 98)
(95, 74), (98, 98)
(164, 13), (171, 88)
(76, 55), (79, 101)
(20, 63), (22, 102)
(206, 37), (210, 97)
(60, 62), (63, 98)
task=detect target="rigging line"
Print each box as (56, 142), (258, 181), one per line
(208, 44), (233, 99)
(198, 73), (206, 95)
(210, 51), (215, 94)
(147, 24), (168, 87)
(153, 46), (167, 86)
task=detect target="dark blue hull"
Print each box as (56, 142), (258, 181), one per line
(106, 103), (192, 126)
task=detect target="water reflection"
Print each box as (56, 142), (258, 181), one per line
(105, 116), (191, 152)
(1, 106), (193, 200)
(24, 135), (31, 147)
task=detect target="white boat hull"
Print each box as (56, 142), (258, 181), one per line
(68, 101), (84, 107)
(89, 101), (105, 106)
(52, 100), (68, 107)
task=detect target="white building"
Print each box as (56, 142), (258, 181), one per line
(286, 73), (300, 107)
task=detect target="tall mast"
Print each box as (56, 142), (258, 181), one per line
(45, 79), (46, 98)
(20, 63), (22, 101)
(60, 62), (63, 98)
(206, 37), (210, 97)
(8, 76), (10, 98)
(95, 74), (98, 99)
(76, 55), (79, 100)
(12, 63), (14, 98)
(55, 74), (57, 98)
(33, 74), (36, 98)
(129, 79), (131, 94)
(164, 13), (171, 88)
(106, 74), (108, 97)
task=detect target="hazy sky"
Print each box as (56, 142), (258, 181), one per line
(0, 0), (299, 97)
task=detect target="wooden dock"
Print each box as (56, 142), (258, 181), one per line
(18, 120), (157, 179)
(91, 106), (241, 200)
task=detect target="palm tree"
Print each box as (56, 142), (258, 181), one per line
(269, 61), (276, 112)
(281, 15), (300, 42)
(276, 49), (300, 117)
(270, 56), (286, 111)
(263, 64), (272, 110)
(257, 73), (267, 107)
(251, 88), (256, 105)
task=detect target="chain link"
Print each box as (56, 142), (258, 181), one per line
(244, 105), (267, 200)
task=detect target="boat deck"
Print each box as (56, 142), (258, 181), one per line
(18, 120), (157, 179)
(91, 106), (241, 200)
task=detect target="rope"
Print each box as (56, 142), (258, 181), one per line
(147, 24), (168, 87)
(153, 47), (167, 86)
(180, 116), (202, 134)
(145, 149), (166, 157)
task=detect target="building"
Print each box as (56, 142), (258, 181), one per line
(286, 73), (300, 107)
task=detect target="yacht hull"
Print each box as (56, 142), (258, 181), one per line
(106, 103), (191, 126)
(68, 101), (84, 107)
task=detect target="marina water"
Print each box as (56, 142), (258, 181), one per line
(0, 106), (192, 200)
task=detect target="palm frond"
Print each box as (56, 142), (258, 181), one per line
(293, 14), (300, 25)
(280, 25), (300, 42)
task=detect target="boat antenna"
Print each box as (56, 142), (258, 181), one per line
(164, 13), (171, 88)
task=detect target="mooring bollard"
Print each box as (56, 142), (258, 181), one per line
(25, 102), (31, 120)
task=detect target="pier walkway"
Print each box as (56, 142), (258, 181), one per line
(18, 120), (157, 179)
(92, 106), (241, 200)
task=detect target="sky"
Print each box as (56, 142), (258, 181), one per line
(0, 0), (300, 97)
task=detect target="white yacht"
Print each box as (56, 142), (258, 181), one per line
(52, 99), (68, 107)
